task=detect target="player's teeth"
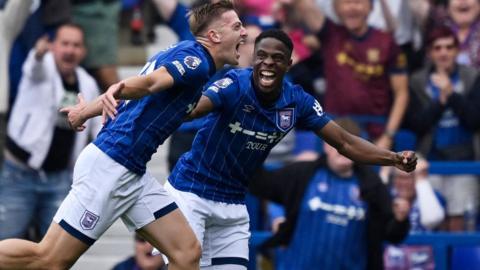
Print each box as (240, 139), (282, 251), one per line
(261, 71), (274, 76)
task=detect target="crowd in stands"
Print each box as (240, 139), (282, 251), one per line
(0, 0), (479, 269)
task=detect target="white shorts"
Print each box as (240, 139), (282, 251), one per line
(53, 144), (177, 245)
(164, 182), (250, 268)
(429, 174), (479, 216)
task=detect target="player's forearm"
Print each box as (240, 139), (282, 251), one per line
(114, 76), (154, 100)
(338, 134), (398, 166)
(81, 96), (104, 120)
(115, 67), (174, 100)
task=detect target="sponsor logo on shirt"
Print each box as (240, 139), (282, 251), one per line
(172, 60), (185, 75)
(184, 56), (202, 70)
(308, 196), (365, 222)
(312, 100), (324, 117)
(214, 78), (233, 88)
(228, 121), (284, 143)
(242, 104), (255, 113)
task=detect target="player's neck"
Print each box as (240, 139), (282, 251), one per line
(196, 37), (224, 70)
(254, 87), (281, 108)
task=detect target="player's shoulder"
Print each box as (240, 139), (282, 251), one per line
(283, 79), (312, 101)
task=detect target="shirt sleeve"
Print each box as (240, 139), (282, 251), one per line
(160, 49), (210, 89)
(297, 90), (331, 131)
(203, 75), (237, 110)
(387, 37), (408, 74)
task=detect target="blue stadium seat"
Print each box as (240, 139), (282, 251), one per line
(451, 246), (480, 270)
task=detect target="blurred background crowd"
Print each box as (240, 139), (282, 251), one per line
(0, 0), (479, 269)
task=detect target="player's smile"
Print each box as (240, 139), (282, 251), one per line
(252, 37), (292, 94)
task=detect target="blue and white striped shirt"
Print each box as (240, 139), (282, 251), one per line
(169, 68), (331, 203)
(94, 40), (216, 174)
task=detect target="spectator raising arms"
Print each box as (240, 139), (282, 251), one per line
(291, 0), (409, 149)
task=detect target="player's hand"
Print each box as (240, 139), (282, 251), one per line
(393, 197), (411, 221)
(59, 94), (87, 131)
(101, 81), (124, 122)
(394, 151), (417, 173)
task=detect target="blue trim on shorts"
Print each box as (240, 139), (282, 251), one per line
(153, 202), (178, 219)
(211, 257), (249, 267)
(59, 220), (96, 246)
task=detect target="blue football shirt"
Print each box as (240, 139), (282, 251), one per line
(169, 68), (331, 203)
(277, 170), (368, 270)
(94, 40), (216, 174)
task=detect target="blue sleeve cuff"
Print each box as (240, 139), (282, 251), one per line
(203, 89), (223, 109)
(163, 62), (184, 86)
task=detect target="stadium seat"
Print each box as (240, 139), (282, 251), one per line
(451, 246), (480, 270)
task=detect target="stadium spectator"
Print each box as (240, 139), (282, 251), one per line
(9, 0), (71, 107)
(112, 234), (167, 270)
(0, 0), (33, 164)
(291, 0), (409, 150)
(405, 25), (480, 231)
(250, 118), (411, 270)
(151, 0), (195, 42)
(413, 0), (480, 69)
(0, 23), (101, 240)
(383, 158), (446, 270)
(0, 2), (247, 269)
(72, 0), (121, 90)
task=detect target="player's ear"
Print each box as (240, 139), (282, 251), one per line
(207, 29), (222, 43)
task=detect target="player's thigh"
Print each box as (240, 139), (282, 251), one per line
(37, 222), (90, 269)
(0, 161), (37, 238)
(136, 208), (199, 258)
(126, 175), (200, 254)
(53, 144), (142, 245)
(164, 181), (208, 244)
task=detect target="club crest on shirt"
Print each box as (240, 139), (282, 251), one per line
(214, 77), (233, 89)
(80, 210), (99, 230)
(276, 108), (294, 132)
(367, 48), (380, 63)
(184, 56), (201, 70)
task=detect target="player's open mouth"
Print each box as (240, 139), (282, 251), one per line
(259, 70), (276, 87)
(235, 39), (245, 58)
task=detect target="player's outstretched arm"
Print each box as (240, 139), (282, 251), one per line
(60, 93), (104, 131)
(185, 95), (215, 121)
(102, 67), (175, 119)
(316, 121), (417, 172)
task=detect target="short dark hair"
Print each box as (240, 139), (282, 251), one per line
(53, 23), (85, 41)
(254, 29), (294, 54)
(426, 25), (459, 49)
(188, 0), (236, 36)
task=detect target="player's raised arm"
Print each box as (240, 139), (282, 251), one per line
(101, 67), (175, 118)
(316, 121), (417, 172)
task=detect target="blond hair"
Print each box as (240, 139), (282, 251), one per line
(188, 0), (236, 36)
